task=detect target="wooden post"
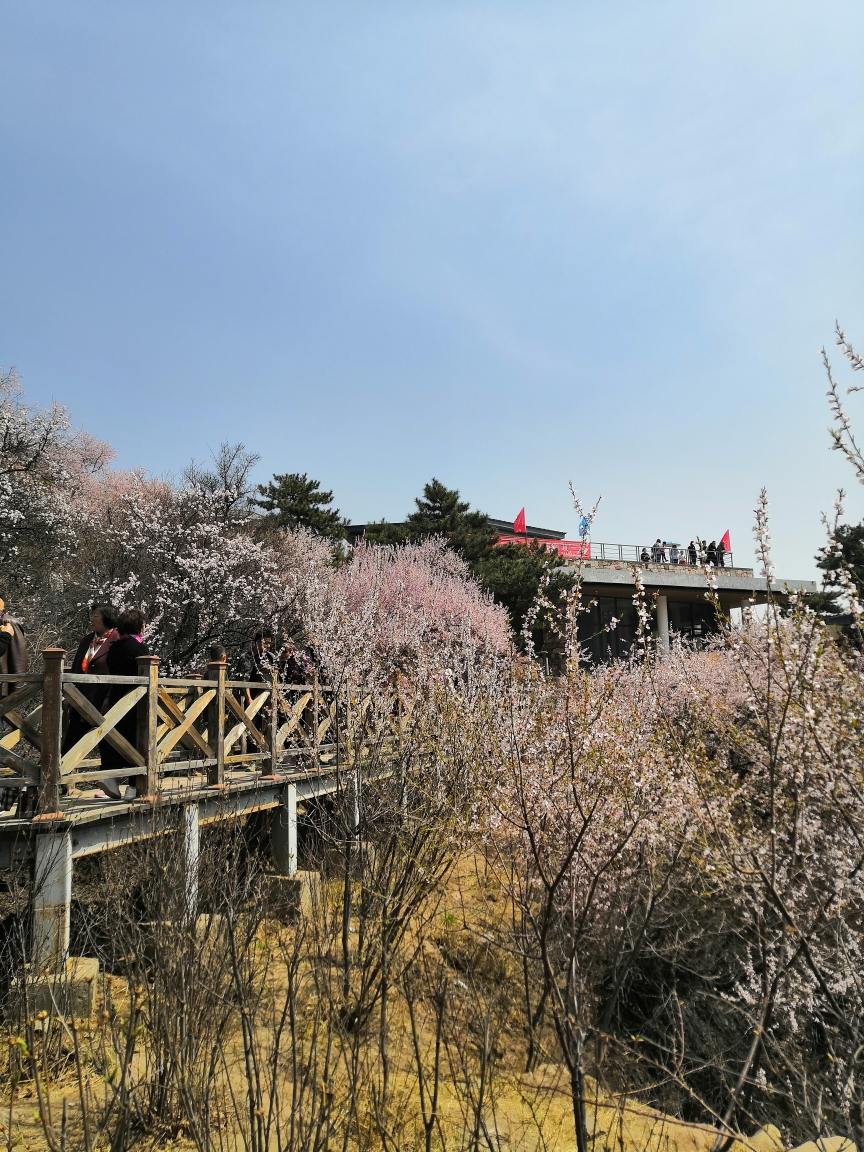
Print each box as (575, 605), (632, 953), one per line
(207, 659), (226, 785)
(268, 666), (279, 775)
(136, 656), (160, 798)
(38, 649), (66, 816)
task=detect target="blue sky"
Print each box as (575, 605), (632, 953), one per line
(2, 1), (862, 576)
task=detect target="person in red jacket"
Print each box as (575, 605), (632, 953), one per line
(63, 603), (118, 756)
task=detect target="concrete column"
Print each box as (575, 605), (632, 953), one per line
(184, 804), (199, 922)
(352, 767), (361, 836)
(272, 782), (297, 877)
(656, 594), (670, 655)
(32, 830), (72, 971)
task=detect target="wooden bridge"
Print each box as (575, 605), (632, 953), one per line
(0, 649), (395, 974)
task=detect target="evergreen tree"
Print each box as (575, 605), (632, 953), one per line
(807, 520), (864, 624)
(360, 477), (568, 635)
(361, 519), (413, 546)
(254, 472), (347, 540)
(405, 477), (492, 538)
(473, 540), (563, 637)
(820, 521), (864, 593)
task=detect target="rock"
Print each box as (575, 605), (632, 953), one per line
(789, 1138), (856, 1152)
(748, 1126), (784, 1152)
(27, 956), (99, 1019)
(261, 871), (320, 922)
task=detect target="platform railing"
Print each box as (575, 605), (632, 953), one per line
(0, 650), (397, 818)
(585, 542), (735, 568)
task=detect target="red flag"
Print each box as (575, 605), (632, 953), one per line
(720, 530), (731, 551)
(513, 508), (526, 534)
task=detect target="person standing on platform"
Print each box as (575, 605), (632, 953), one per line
(97, 608), (150, 801)
(716, 537), (726, 567)
(688, 541), (697, 566)
(63, 603), (118, 755)
(0, 622), (17, 666)
(279, 635), (311, 685)
(706, 540), (718, 566)
(0, 598), (28, 697)
(235, 628), (277, 707)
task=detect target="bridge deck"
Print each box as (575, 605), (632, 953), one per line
(0, 758), (356, 864)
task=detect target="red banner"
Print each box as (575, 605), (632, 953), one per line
(496, 536), (590, 559)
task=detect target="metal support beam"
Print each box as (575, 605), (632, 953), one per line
(32, 829), (72, 971)
(271, 782), (297, 876)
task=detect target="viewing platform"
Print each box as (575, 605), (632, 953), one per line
(559, 547), (816, 604)
(555, 544), (818, 661)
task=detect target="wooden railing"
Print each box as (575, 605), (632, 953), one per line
(0, 649), (393, 818)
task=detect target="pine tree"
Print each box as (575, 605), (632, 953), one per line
(254, 472), (347, 540)
(807, 520), (864, 625)
(360, 477), (569, 635)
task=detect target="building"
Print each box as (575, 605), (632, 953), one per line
(488, 519), (817, 660)
(347, 517), (818, 660)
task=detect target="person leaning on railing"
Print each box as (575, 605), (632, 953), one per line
(96, 607), (150, 801)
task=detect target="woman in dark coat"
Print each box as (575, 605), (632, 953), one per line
(0, 597), (28, 698)
(98, 608), (150, 800)
(63, 604), (118, 755)
(0, 622), (16, 664)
